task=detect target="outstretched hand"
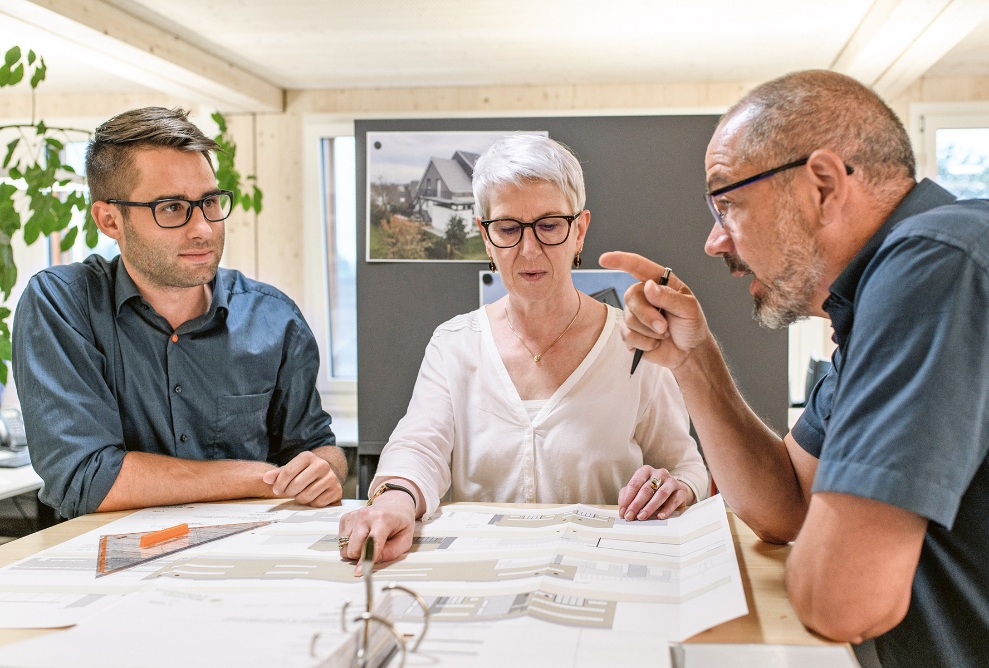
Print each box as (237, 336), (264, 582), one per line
(599, 251), (711, 370)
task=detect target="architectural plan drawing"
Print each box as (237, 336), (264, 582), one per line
(0, 496), (746, 667)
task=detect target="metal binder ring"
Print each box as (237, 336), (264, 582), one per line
(384, 582), (431, 652)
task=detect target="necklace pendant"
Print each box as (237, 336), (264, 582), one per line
(533, 355), (541, 362)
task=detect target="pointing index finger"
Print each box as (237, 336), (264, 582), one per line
(599, 251), (666, 283)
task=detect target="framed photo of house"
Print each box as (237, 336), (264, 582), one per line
(366, 130), (547, 262)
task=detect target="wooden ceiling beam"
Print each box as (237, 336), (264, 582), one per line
(832, 0), (989, 99)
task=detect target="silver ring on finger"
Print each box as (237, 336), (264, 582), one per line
(337, 535), (350, 549)
(647, 477), (661, 493)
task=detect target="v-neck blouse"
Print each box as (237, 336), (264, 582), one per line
(372, 304), (707, 516)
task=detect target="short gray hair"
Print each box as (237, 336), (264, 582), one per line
(722, 70), (915, 185)
(472, 134), (585, 219)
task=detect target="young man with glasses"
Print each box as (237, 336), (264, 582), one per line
(602, 70), (989, 667)
(12, 107), (347, 520)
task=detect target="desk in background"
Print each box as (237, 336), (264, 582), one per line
(0, 466), (40, 503)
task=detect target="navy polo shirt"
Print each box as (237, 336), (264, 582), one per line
(12, 255), (335, 519)
(793, 179), (989, 667)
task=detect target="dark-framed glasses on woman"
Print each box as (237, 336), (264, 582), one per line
(480, 212), (581, 248)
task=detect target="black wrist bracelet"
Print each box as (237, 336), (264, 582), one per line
(367, 482), (417, 510)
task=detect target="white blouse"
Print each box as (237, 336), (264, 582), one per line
(371, 304), (708, 516)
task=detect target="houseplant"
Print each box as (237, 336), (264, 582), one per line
(0, 46), (262, 385)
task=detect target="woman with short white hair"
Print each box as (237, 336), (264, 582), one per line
(339, 134), (707, 563)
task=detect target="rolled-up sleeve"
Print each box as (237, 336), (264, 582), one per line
(12, 271), (127, 519)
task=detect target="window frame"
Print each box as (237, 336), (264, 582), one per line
(910, 101), (989, 184)
(301, 116), (358, 425)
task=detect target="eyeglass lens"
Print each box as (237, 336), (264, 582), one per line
(486, 216), (572, 248)
(155, 192), (234, 228)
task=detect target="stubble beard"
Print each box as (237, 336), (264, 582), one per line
(121, 215), (224, 290)
(725, 197), (824, 330)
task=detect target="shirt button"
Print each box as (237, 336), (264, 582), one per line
(171, 334), (179, 343)
(180, 434), (189, 442)
(174, 385), (182, 394)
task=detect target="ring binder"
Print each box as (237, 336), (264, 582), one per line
(311, 537), (430, 668)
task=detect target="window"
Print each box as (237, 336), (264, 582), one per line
(913, 102), (989, 196)
(302, 119), (357, 436)
(320, 136), (357, 379)
(934, 127), (989, 198)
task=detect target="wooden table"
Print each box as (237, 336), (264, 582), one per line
(0, 502), (836, 649)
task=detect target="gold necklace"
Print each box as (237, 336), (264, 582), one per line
(505, 289), (581, 363)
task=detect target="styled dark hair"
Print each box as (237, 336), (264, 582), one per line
(85, 107), (221, 203)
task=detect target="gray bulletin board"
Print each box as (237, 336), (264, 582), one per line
(355, 116), (788, 493)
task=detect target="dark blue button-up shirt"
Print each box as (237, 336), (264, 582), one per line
(792, 179), (989, 667)
(12, 255), (335, 519)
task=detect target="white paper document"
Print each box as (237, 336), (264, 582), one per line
(0, 495), (746, 667)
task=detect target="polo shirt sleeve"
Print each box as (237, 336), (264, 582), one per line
(265, 312), (336, 464)
(11, 271), (127, 519)
(790, 349), (839, 459)
(813, 235), (989, 530)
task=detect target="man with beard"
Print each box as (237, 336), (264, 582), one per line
(12, 107), (347, 520)
(601, 70), (989, 667)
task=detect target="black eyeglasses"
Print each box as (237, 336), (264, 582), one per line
(705, 157), (854, 226)
(106, 190), (235, 229)
(480, 212), (581, 249)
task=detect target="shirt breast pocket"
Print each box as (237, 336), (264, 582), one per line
(213, 391), (273, 461)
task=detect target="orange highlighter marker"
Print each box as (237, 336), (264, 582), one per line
(139, 523), (190, 548)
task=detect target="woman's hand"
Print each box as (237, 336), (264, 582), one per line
(337, 490), (417, 568)
(619, 465), (694, 521)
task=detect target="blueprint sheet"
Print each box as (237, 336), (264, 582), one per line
(0, 495), (746, 667)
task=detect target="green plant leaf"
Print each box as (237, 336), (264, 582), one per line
(85, 214), (99, 248)
(2, 139), (18, 169)
(0, 239), (16, 300)
(211, 111), (227, 133)
(3, 47), (19, 67)
(30, 57), (46, 88)
(36, 119), (47, 135)
(60, 225), (79, 251)
(27, 50), (35, 65)
(0, 67), (9, 88)
(8, 63), (23, 86)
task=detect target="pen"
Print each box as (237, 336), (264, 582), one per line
(630, 266), (672, 376)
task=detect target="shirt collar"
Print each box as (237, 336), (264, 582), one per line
(828, 179), (956, 305)
(823, 179), (957, 344)
(112, 256), (228, 322)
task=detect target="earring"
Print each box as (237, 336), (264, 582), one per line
(573, 249), (582, 269)
(488, 256), (497, 272)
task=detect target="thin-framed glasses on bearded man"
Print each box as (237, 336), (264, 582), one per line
(480, 212), (582, 248)
(705, 157), (854, 227)
(106, 190), (235, 229)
